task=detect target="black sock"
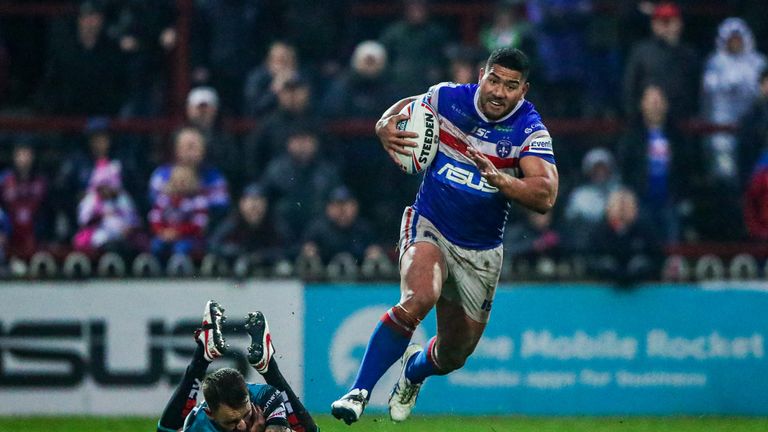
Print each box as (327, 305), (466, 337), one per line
(158, 343), (210, 431)
(261, 358), (318, 432)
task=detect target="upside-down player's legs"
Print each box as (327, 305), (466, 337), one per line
(260, 357), (319, 432)
(245, 311), (319, 432)
(158, 300), (227, 432)
(157, 343), (210, 432)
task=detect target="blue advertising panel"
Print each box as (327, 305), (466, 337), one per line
(304, 283), (768, 415)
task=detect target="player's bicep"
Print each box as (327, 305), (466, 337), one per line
(519, 155), (559, 199)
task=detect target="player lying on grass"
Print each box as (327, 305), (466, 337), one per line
(157, 300), (318, 432)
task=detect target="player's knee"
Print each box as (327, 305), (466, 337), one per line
(400, 290), (439, 319)
(436, 347), (470, 373)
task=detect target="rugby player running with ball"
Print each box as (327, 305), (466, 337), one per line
(331, 47), (558, 425)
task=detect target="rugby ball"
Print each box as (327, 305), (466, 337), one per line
(394, 99), (439, 174)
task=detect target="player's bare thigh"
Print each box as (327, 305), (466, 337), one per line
(434, 296), (486, 372)
(398, 242), (447, 320)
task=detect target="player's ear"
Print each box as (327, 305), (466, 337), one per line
(522, 81), (530, 96)
(478, 67), (485, 83)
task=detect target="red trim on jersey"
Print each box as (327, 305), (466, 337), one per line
(439, 130), (519, 169)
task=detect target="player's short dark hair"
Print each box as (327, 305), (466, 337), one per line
(486, 47), (530, 80)
(202, 368), (249, 412)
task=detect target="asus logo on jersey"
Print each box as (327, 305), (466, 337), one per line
(436, 162), (498, 193)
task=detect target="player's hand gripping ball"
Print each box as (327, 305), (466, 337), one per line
(394, 100), (440, 174)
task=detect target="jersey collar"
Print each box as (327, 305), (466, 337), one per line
(473, 88), (525, 123)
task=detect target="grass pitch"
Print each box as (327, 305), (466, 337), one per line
(2, 415), (768, 432)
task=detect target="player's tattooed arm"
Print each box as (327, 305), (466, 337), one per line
(375, 96), (419, 165)
(466, 147), (558, 214)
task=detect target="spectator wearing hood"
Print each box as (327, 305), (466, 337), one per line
(701, 17), (767, 186)
(319, 40), (394, 119)
(563, 147), (621, 252)
(73, 162), (140, 255)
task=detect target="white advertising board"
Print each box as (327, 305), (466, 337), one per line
(0, 279), (304, 415)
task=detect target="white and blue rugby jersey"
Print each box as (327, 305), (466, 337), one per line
(411, 82), (555, 249)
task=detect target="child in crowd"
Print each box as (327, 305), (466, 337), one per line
(73, 162), (139, 254)
(149, 166), (209, 258)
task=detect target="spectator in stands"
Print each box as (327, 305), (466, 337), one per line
(73, 161), (140, 256)
(526, 0), (592, 116)
(301, 186), (382, 264)
(0, 140), (48, 260)
(320, 40), (394, 119)
(0, 31), (8, 103)
(276, 0), (348, 73)
(616, 84), (699, 242)
(563, 147), (621, 252)
(743, 151), (768, 241)
(480, 0), (532, 54)
(37, 0), (127, 115)
(622, 2), (698, 121)
(701, 18), (767, 187)
(149, 126), (230, 225)
(191, 0), (268, 114)
(242, 41), (301, 117)
(379, 0), (450, 96)
(149, 166), (208, 259)
(739, 70), (768, 186)
(55, 120), (121, 232)
(208, 183), (285, 266)
(261, 127), (341, 243)
(587, 188), (662, 286)
(503, 209), (561, 266)
(243, 75), (320, 175)
(446, 46), (482, 85)
(186, 87), (241, 191)
(109, 0), (176, 117)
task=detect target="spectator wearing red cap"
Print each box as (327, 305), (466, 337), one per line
(623, 1), (699, 121)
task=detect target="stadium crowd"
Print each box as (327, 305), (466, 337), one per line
(0, 0), (767, 282)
